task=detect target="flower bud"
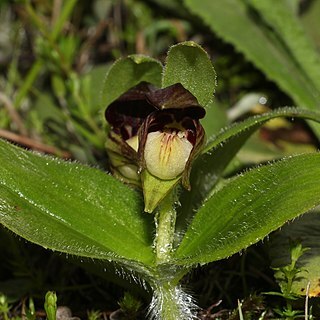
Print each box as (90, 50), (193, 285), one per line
(44, 291), (57, 320)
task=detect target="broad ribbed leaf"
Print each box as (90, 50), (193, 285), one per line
(0, 140), (155, 265)
(175, 153), (320, 265)
(177, 108), (320, 230)
(162, 41), (216, 106)
(102, 55), (162, 107)
(183, 0), (320, 136)
(269, 210), (320, 297)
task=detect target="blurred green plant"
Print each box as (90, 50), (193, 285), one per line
(0, 1), (110, 164)
(0, 293), (36, 320)
(266, 242), (311, 319)
(267, 209), (320, 320)
(25, 297), (36, 320)
(87, 309), (102, 320)
(0, 293), (10, 320)
(110, 291), (143, 320)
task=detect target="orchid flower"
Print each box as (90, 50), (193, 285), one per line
(105, 82), (205, 212)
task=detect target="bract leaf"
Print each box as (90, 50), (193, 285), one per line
(102, 55), (162, 107)
(0, 140), (155, 266)
(162, 41), (216, 107)
(142, 170), (180, 213)
(175, 153), (320, 265)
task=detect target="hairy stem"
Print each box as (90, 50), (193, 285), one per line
(155, 191), (176, 263)
(149, 282), (198, 320)
(151, 191), (198, 319)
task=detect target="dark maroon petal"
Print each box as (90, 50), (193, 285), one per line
(113, 82), (154, 101)
(105, 82), (156, 139)
(146, 111), (175, 133)
(106, 100), (155, 139)
(146, 83), (206, 119)
(105, 82), (206, 141)
(182, 121), (206, 190)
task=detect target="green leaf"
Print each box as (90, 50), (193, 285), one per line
(102, 54), (162, 107)
(248, 0), (320, 94)
(162, 41), (216, 106)
(183, 0), (320, 135)
(269, 210), (320, 297)
(175, 153), (320, 265)
(0, 140), (155, 266)
(177, 108), (320, 230)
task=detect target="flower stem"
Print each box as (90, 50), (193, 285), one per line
(155, 191), (176, 263)
(151, 191), (198, 319)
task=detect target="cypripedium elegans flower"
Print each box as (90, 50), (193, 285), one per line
(105, 82), (205, 212)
